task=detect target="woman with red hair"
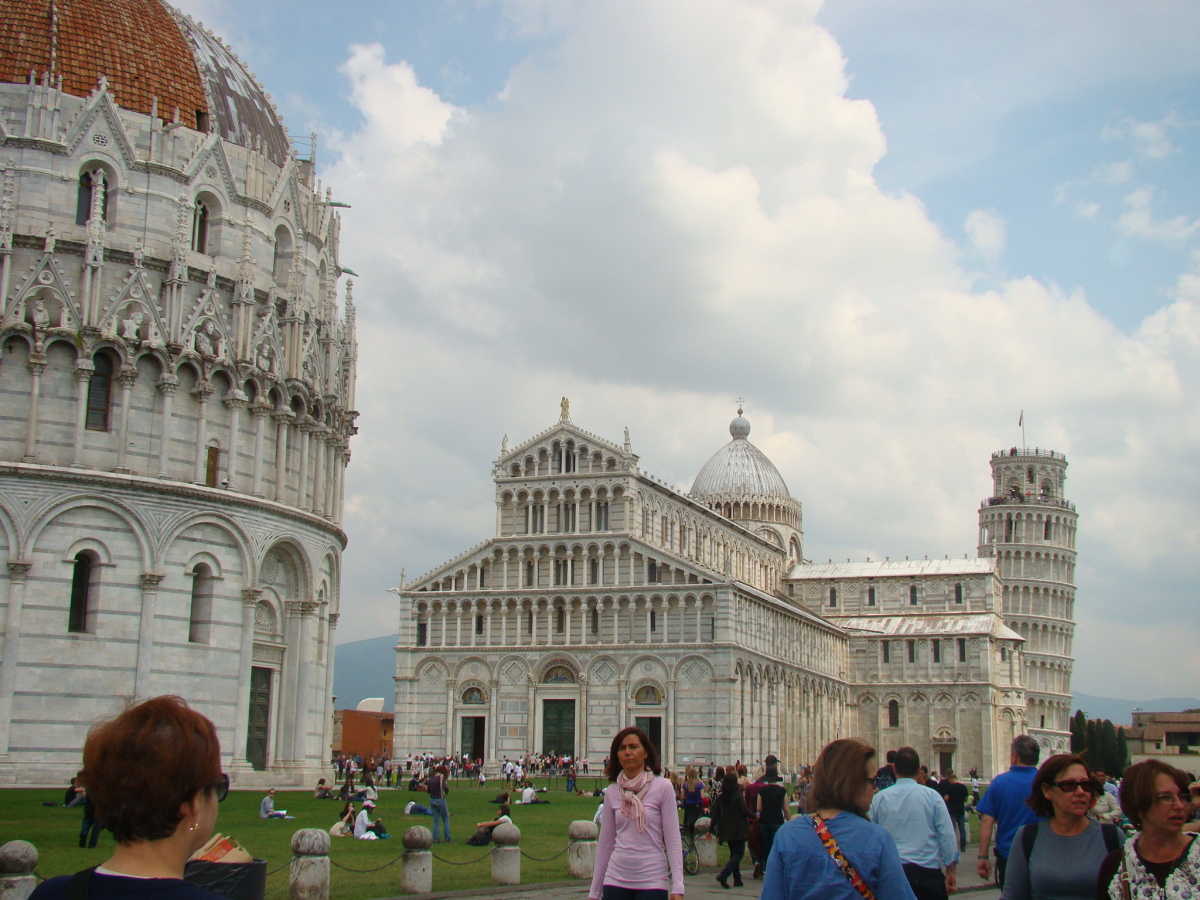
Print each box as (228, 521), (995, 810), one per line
(32, 696), (228, 900)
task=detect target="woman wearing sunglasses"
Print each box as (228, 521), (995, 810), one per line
(33, 695), (228, 900)
(1000, 753), (1124, 900)
(1098, 759), (1199, 898)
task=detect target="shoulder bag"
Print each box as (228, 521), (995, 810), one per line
(810, 814), (877, 900)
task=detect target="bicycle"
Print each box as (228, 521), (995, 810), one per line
(680, 825), (700, 875)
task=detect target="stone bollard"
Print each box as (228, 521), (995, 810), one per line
(693, 817), (718, 869)
(0, 841), (39, 900)
(400, 826), (433, 894)
(491, 822), (521, 885)
(567, 820), (598, 879)
(290, 829), (330, 900)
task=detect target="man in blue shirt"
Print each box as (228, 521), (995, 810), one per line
(869, 747), (959, 900)
(975, 734), (1040, 888)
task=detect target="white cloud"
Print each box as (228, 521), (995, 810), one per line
(1103, 112), (1181, 161)
(1091, 161), (1133, 185)
(320, 0), (1200, 700)
(1117, 185), (1200, 245)
(964, 209), (1007, 263)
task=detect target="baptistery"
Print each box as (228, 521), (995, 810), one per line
(0, 0), (358, 783)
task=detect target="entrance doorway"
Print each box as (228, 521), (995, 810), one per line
(938, 751), (953, 776)
(542, 699), (575, 757)
(635, 716), (662, 755)
(247, 666), (272, 771)
(461, 716), (486, 761)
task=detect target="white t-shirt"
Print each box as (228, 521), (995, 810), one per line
(354, 809), (375, 838)
(521, 786), (536, 804)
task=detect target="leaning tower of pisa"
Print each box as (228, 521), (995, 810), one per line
(978, 448), (1077, 754)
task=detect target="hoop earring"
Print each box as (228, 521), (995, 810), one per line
(189, 822), (198, 832)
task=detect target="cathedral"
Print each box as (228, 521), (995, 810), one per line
(393, 403), (1076, 776)
(0, 0), (357, 784)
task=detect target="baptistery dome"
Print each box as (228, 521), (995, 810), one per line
(2, 0), (291, 164)
(0, 0), (357, 786)
(690, 409), (804, 565)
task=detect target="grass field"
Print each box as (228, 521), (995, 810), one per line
(1, 777), (722, 899)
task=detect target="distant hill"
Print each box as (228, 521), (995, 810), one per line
(333, 634), (396, 712)
(331, 635), (1200, 723)
(1071, 692), (1200, 724)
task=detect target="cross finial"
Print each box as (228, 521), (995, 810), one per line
(736, 397), (744, 415)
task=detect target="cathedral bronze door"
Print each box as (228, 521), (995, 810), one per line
(246, 666), (272, 771)
(542, 699), (575, 757)
(636, 717), (662, 755)
(461, 716), (486, 761)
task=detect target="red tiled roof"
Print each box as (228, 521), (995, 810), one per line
(1, 0), (208, 125)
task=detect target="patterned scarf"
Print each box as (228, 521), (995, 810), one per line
(1108, 832), (1199, 900)
(616, 769), (655, 833)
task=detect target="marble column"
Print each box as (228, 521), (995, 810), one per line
(224, 392), (247, 490)
(133, 573), (165, 699)
(71, 361), (94, 467)
(272, 411), (292, 502)
(296, 422), (312, 510)
(0, 562), (32, 757)
(665, 679), (676, 769)
(113, 366), (137, 473)
(488, 678), (500, 765)
(192, 384), (213, 484)
(292, 600), (318, 765)
(250, 404), (269, 496)
(23, 354), (46, 462)
(156, 377), (178, 479)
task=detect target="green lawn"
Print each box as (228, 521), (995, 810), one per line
(3, 777), (708, 899)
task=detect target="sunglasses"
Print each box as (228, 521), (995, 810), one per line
(1051, 778), (1098, 794)
(211, 772), (230, 802)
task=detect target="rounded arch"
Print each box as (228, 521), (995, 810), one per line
(27, 494), (153, 569)
(258, 537), (313, 600)
(158, 510), (254, 581)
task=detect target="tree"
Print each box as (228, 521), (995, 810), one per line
(1116, 728), (1129, 774)
(1070, 710), (1088, 754)
(1086, 719), (1099, 765)
(1100, 720), (1119, 775)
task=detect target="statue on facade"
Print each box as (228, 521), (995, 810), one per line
(560, 396), (570, 423)
(121, 309), (145, 341)
(194, 320), (217, 356)
(43, 222), (57, 253)
(501, 434), (508, 454)
(31, 299), (50, 330)
(132, 238), (145, 268)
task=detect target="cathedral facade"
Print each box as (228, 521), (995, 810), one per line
(0, 0), (357, 785)
(394, 406), (1077, 775)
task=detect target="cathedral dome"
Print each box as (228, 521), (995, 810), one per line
(690, 409), (793, 502)
(1, 0), (291, 164)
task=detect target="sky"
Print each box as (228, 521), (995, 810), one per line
(172, 0), (1200, 702)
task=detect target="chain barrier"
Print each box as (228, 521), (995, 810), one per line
(519, 844), (570, 862)
(430, 847), (496, 866)
(327, 851), (407, 874)
(265, 859), (294, 877)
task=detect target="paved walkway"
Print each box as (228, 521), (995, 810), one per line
(379, 840), (1004, 900)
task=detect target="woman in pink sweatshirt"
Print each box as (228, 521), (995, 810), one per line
(589, 726), (685, 900)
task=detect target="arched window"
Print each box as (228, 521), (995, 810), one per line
(635, 685), (661, 705)
(76, 170), (108, 225)
(888, 699), (900, 728)
(475, 614), (484, 635)
(649, 610), (657, 632)
(205, 444), (221, 487)
(954, 583), (963, 604)
(588, 558), (599, 585)
(828, 587), (837, 607)
(909, 584), (918, 605)
(882, 642), (891, 664)
(1043, 519), (1052, 540)
(543, 665), (575, 684)
(462, 686), (485, 705)
(1027, 467), (1035, 484)
(69, 551), (98, 633)
(867, 586), (876, 606)
(86, 353), (114, 431)
(1005, 516), (1014, 541)
(524, 560), (534, 587)
(272, 226), (292, 284)
(189, 563), (214, 643)
(590, 608), (599, 634)
(554, 607), (565, 633)
(191, 198), (210, 253)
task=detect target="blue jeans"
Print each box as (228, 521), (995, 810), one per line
(430, 798), (451, 841)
